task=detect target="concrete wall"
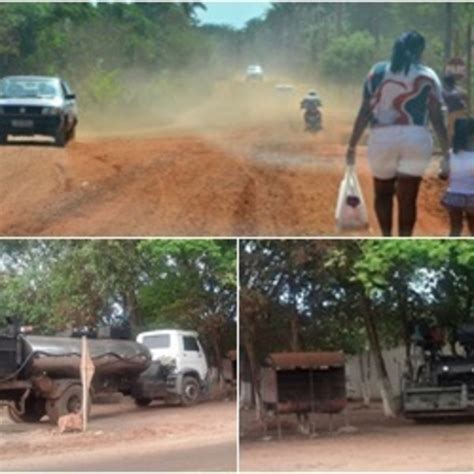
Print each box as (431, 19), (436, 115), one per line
(345, 346), (406, 399)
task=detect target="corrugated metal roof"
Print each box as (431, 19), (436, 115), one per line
(266, 351), (344, 370)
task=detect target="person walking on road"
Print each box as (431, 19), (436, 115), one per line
(440, 117), (474, 236)
(442, 73), (468, 143)
(346, 31), (449, 236)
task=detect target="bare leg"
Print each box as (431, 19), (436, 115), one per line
(396, 174), (422, 236)
(373, 177), (396, 236)
(448, 208), (464, 236)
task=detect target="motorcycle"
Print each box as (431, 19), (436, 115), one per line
(304, 109), (322, 133)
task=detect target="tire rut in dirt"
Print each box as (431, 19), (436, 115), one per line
(3, 158), (167, 236)
(232, 173), (259, 235)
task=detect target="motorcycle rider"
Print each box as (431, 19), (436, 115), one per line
(300, 90), (322, 131)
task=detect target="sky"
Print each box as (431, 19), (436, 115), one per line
(197, 2), (270, 29)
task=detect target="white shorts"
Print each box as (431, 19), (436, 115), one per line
(367, 126), (433, 180)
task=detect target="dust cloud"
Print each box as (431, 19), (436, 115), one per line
(78, 66), (361, 150)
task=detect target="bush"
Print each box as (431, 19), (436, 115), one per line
(320, 31), (377, 83)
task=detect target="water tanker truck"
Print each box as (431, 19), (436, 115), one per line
(0, 323), (209, 424)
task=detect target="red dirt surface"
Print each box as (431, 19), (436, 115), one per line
(0, 399), (236, 471)
(240, 402), (474, 471)
(0, 83), (451, 237)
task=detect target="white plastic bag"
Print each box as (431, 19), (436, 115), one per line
(335, 165), (369, 231)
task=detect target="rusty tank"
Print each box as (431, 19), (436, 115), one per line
(19, 335), (151, 379)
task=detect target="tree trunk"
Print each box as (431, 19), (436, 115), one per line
(124, 289), (142, 328)
(358, 351), (372, 407)
(211, 331), (225, 389)
(445, 3), (453, 64)
(400, 281), (414, 379)
(242, 331), (262, 420)
(362, 297), (398, 417)
(288, 279), (300, 351)
(289, 311), (300, 351)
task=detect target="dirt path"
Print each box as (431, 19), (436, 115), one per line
(0, 399), (236, 472)
(0, 127), (449, 237)
(240, 403), (474, 471)
(0, 81), (451, 237)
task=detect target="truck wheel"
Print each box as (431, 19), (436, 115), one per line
(45, 385), (90, 424)
(54, 128), (67, 148)
(180, 376), (201, 406)
(8, 394), (46, 423)
(134, 397), (152, 407)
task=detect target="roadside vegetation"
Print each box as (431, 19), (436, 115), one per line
(0, 3), (473, 118)
(0, 240), (236, 376)
(240, 240), (474, 417)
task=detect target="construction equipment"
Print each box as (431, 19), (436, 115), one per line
(402, 322), (474, 419)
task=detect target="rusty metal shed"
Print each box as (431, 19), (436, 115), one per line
(261, 351), (347, 435)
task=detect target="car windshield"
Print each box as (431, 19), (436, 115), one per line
(0, 78), (61, 99)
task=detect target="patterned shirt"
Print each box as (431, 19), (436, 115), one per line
(363, 61), (443, 127)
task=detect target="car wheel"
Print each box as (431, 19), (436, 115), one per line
(54, 128), (67, 148)
(180, 376), (201, 407)
(45, 385), (90, 424)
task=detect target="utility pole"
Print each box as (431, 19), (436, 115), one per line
(80, 336), (95, 432)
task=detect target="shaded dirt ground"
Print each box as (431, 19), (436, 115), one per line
(0, 399), (236, 472)
(0, 81), (451, 237)
(240, 402), (474, 471)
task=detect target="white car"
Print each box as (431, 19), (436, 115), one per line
(246, 64), (264, 82)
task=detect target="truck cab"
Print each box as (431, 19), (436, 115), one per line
(135, 329), (209, 406)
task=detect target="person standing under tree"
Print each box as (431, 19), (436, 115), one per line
(346, 31), (449, 236)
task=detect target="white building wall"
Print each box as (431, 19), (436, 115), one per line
(345, 346), (406, 399)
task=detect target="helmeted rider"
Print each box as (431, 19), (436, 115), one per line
(300, 90), (322, 129)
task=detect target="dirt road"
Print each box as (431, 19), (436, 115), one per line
(240, 403), (474, 471)
(0, 399), (236, 472)
(0, 82), (450, 237)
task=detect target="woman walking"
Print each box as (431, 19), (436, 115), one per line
(346, 31), (449, 236)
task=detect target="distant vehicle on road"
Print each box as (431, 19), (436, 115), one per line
(245, 64), (264, 82)
(0, 75), (78, 147)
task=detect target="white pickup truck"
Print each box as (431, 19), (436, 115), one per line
(135, 329), (209, 406)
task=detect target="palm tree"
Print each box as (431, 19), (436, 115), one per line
(180, 2), (206, 20)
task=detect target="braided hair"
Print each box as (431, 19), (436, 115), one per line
(390, 31), (426, 75)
